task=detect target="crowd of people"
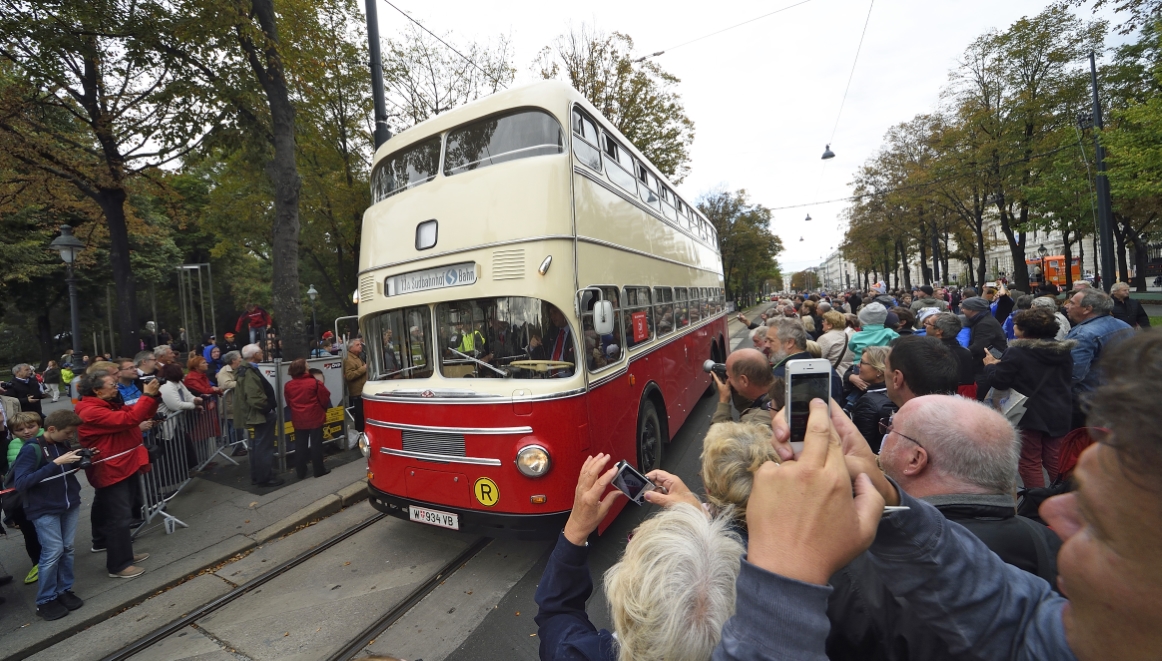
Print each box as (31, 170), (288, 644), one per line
(0, 305), (352, 621)
(534, 280), (1158, 660)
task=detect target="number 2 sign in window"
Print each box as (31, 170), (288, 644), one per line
(632, 311), (650, 343)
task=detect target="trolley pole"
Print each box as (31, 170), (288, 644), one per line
(1090, 52), (1116, 292)
(365, 0), (392, 148)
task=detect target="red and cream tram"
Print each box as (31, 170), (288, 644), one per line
(358, 81), (728, 538)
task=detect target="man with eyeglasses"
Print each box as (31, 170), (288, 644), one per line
(744, 395), (1063, 660)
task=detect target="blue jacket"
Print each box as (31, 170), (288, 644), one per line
(956, 326), (971, 348)
(711, 487), (1075, 660)
(534, 533), (617, 660)
(12, 440), (82, 520)
(1065, 314), (1133, 394)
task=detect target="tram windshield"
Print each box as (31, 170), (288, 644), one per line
(435, 297), (576, 379)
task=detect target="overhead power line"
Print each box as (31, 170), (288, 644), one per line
(635, 0), (816, 62)
(378, 0), (501, 84)
(769, 144), (1072, 212)
(827, 0), (875, 145)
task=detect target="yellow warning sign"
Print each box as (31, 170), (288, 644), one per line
(473, 477), (499, 507)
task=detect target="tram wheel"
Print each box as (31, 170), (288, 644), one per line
(637, 399), (663, 474)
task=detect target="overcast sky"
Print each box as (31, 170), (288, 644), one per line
(361, 0), (1126, 274)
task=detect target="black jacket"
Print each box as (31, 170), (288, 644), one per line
(966, 312), (1008, 375)
(826, 493), (1062, 661)
(1111, 296), (1151, 328)
(848, 385), (895, 453)
(1, 377), (45, 415)
(981, 338), (1076, 437)
(941, 338), (975, 387)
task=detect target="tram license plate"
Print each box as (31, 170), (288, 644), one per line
(409, 505), (459, 530)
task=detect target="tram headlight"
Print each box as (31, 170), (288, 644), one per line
(357, 432), (370, 458)
(515, 445), (551, 477)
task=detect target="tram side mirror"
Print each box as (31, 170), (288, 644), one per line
(593, 300), (615, 336)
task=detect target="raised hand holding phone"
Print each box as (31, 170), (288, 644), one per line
(747, 398), (885, 585)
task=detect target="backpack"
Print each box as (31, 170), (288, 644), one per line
(1, 439), (46, 518)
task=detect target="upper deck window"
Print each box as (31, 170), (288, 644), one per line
(371, 136), (441, 204)
(572, 109), (602, 171)
(602, 135), (638, 193)
(444, 109), (563, 176)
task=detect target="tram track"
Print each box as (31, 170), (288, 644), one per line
(98, 511), (493, 661)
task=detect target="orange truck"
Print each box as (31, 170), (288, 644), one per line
(1026, 256), (1081, 289)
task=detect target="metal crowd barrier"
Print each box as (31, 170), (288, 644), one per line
(132, 392), (243, 538)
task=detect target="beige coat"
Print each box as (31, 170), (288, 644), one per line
(217, 364), (238, 416)
(343, 351), (368, 397)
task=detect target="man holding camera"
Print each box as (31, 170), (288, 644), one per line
(710, 348), (774, 429)
(75, 372), (160, 579)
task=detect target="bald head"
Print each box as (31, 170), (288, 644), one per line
(879, 395), (1020, 497)
(726, 348), (774, 400)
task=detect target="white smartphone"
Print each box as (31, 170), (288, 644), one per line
(784, 358), (834, 443)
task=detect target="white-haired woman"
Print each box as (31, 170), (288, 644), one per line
(534, 454), (743, 661)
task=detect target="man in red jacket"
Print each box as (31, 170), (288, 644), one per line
(75, 372), (160, 579)
(235, 303), (272, 346)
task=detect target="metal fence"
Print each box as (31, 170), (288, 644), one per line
(132, 390), (246, 537)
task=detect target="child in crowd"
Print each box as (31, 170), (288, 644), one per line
(5, 411), (45, 585)
(12, 410), (88, 621)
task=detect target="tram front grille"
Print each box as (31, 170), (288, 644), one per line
(402, 430), (466, 457)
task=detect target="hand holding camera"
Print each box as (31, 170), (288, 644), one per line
(53, 448), (96, 468)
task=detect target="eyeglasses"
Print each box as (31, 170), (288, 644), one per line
(879, 419), (924, 449)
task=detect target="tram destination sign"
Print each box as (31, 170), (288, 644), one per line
(386, 261), (478, 296)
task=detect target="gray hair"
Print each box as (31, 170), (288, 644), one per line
(768, 316), (808, 351)
(1111, 281), (1130, 293)
(604, 504), (743, 661)
(222, 350), (241, 365)
(931, 312), (962, 339)
(133, 351), (154, 367)
(1076, 288), (1114, 315)
(751, 325), (768, 342)
(901, 396), (1020, 494)
(345, 336), (363, 350)
(12, 363), (31, 375)
(241, 343), (263, 360)
(1030, 297), (1059, 311)
(153, 345), (173, 358)
(817, 301), (832, 313)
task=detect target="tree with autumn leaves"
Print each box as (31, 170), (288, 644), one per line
(843, 3), (1162, 292)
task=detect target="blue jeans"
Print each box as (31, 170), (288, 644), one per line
(32, 506), (80, 605)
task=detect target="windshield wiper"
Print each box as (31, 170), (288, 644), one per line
(448, 348), (509, 378)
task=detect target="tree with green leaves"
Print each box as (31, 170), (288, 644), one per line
(0, 1), (217, 356)
(699, 189), (783, 302)
(535, 25), (695, 182)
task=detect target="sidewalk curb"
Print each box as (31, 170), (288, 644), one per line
(10, 476), (370, 661)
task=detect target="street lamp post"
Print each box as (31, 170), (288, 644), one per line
(50, 225), (85, 357)
(1037, 243), (1049, 290)
(307, 284), (318, 354)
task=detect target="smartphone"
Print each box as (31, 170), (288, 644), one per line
(987, 346), (1004, 359)
(611, 460), (656, 505)
(784, 358), (834, 443)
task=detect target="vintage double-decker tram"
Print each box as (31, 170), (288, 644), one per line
(358, 80), (728, 538)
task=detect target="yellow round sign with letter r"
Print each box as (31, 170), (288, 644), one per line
(473, 477), (499, 507)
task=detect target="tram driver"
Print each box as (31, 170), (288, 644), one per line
(529, 305), (576, 377)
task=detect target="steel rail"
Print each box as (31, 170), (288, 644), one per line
(99, 512), (389, 661)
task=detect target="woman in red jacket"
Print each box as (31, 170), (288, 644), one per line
(76, 372), (160, 579)
(183, 356), (222, 398)
(283, 359), (331, 479)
